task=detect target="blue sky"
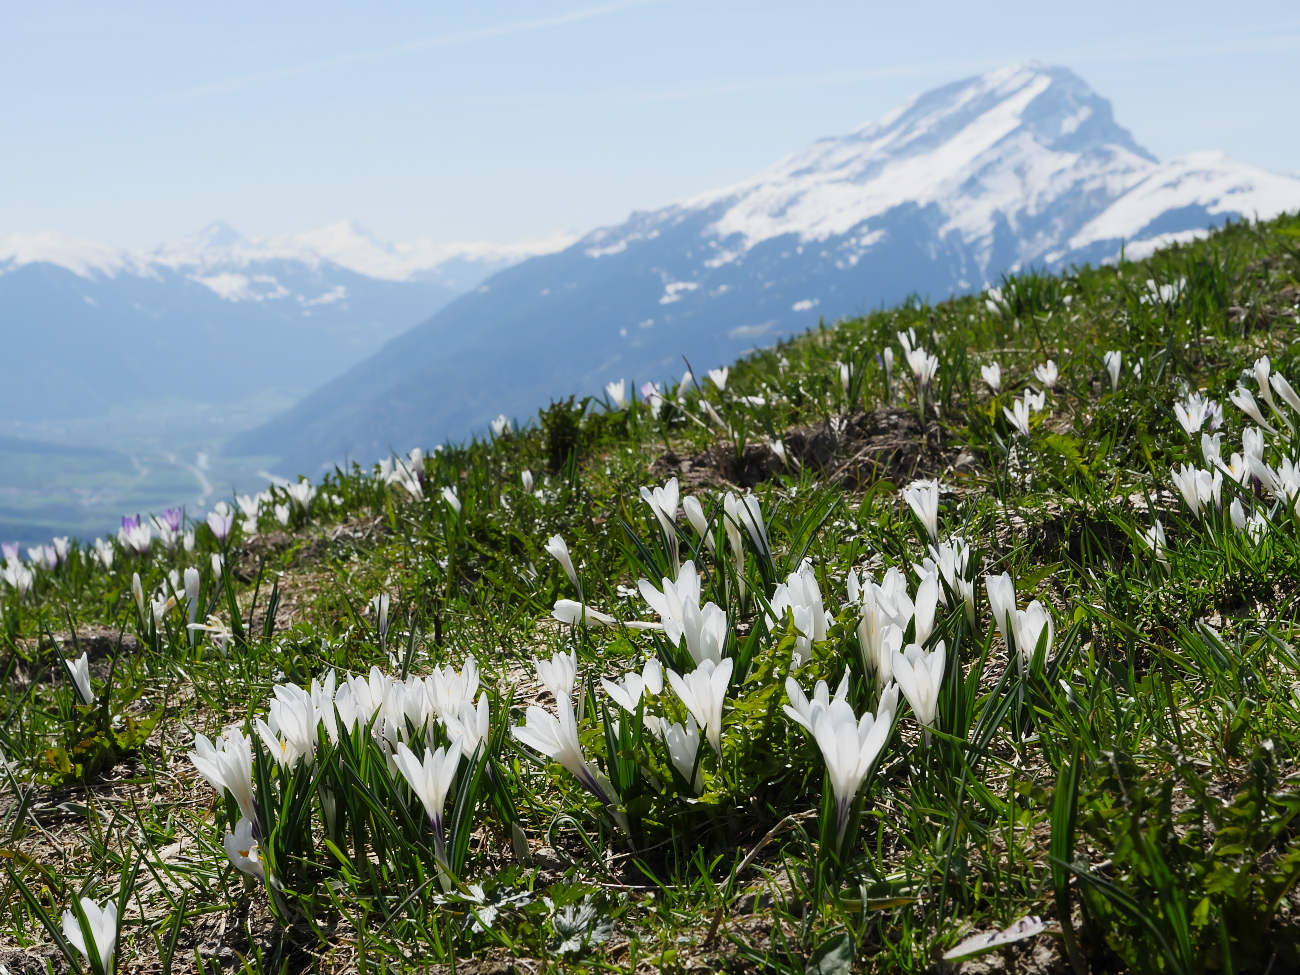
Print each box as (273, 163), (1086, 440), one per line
(2, 0), (1298, 249)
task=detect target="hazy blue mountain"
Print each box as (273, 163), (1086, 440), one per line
(234, 63), (1300, 477)
(0, 221), (573, 426)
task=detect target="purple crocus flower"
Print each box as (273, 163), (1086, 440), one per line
(1, 542), (18, 565)
(122, 514), (142, 532)
(162, 508), (184, 532)
(206, 502), (234, 542)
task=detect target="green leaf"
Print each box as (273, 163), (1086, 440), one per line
(805, 933), (854, 975)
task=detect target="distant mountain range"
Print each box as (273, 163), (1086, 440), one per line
(232, 62), (1300, 476)
(0, 220), (573, 428)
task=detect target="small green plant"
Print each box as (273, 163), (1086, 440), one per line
(1074, 744), (1300, 973)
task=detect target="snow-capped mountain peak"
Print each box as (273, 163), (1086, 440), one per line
(677, 64), (1158, 275)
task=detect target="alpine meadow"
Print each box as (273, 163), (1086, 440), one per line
(7, 212), (1300, 974)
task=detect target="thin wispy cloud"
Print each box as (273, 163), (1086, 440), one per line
(364, 17), (1300, 112)
(146, 0), (659, 106)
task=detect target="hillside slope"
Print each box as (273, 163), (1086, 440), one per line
(233, 62), (1300, 476)
(7, 215), (1300, 972)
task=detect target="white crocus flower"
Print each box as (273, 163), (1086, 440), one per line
(667, 658), (732, 757)
(441, 486), (462, 514)
(701, 400), (729, 431)
(336, 668), (386, 733)
(1218, 451), (1251, 485)
(521, 470), (535, 493)
(1201, 432), (1222, 468)
(544, 535), (581, 598)
(1033, 360), (1058, 389)
(151, 592), (176, 627)
(1004, 396), (1032, 437)
(184, 566), (201, 628)
(664, 715), (704, 794)
(427, 656), (480, 721)
(912, 570), (940, 646)
(1254, 356), (1284, 419)
(681, 496), (714, 554)
(980, 362), (1002, 392)
(851, 579), (905, 684)
(602, 658), (663, 713)
(552, 599), (617, 627)
(1229, 498), (1248, 531)
(93, 537), (115, 570)
(1013, 601), (1054, 671)
(68, 651), (94, 705)
(1245, 510), (1269, 543)
(394, 739), (463, 868)
(782, 673), (850, 733)
(514, 692), (626, 829)
(903, 480), (941, 543)
(1271, 373), (1300, 415)
(677, 368), (694, 403)
(916, 538), (974, 614)
(1174, 392), (1219, 436)
(274, 503), (291, 525)
(770, 561), (829, 643)
(1244, 426), (1268, 462)
(188, 728), (258, 822)
(223, 818), (267, 883)
(443, 693), (491, 758)
(893, 641), (946, 740)
(286, 481), (316, 509)
(606, 379), (629, 409)
(62, 897), (117, 972)
(1171, 464), (1221, 517)
(535, 650), (577, 702)
(675, 600), (729, 666)
(905, 347), (940, 415)
(236, 493), (261, 522)
(1, 562), (32, 595)
(1270, 457), (1300, 506)
(789, 675), (895, 846)
(769, 560), (830, 667)
(984, 573), (1016, 651)
(309, 671), (338, 746)
(720, 493), (748, 600)
(1141, 520), (1169, 564)
(723, 491), (770, 559)
(370, 593), (391, 652)
(255, 683), (319, 767)
(188, 615), (233, 655)
(131, 572), (145, 620)
(1230, 386), (1277, 434)
(707, 367), (729, 391)
(491, 414), (511, 437)
(1103, 350), (1122, 391)
(120, 519), (152, 554)
(640, 476), (681, 569)
(640, 560), (700, 624)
